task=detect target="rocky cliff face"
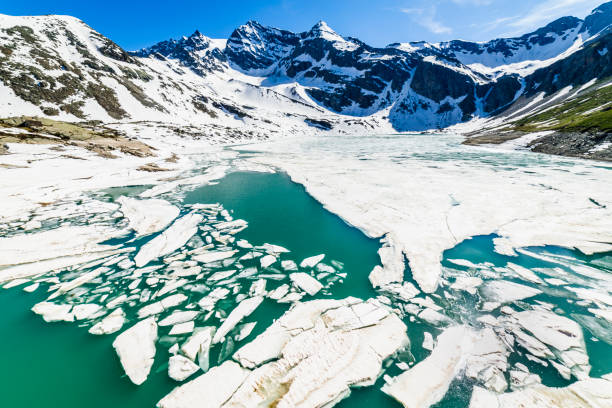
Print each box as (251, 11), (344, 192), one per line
(132, 30), (227, 75)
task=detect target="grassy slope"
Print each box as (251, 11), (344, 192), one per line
(511, 81), (612, 133)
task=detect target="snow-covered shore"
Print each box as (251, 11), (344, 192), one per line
(240, 133), (612, 293)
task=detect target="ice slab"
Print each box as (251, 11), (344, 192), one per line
(159, 311), (199, 327)
(227, 297), (408, 408)
(290, 273), (323, 296)
(32, 302), (74, 322)
(181, 326), (215, 363)
(135, 213), (203, 267)
(480, 281), (542, 308)
(118, 197), (179, 236)
(212, 296), (264, 344)
(515, 310), (590, 379)
(157, 361), (249, 408)
(469, 375), (612, 408)
(169, 321), (195, 335)
(0, 249), (126, 284)
(0, 225), (122, 267)
(300, 254), (325, 268)
(260, 254), (276, 268)
(193, 250), (237, 264)
(112, 317), (158, 385)
(168, 355), (200, 381)
(89, 308), (126, 335)
(383, 326), (508, 406)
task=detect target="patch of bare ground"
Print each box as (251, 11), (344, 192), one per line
(0, 116), (155, 158)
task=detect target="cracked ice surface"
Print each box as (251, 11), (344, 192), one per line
(118, 197), (179, 236)
(163, 297), (409, 408)
(382, 326), (508, 407)
(241, 133), (612, 293)
(470, 374), (612, 408)
(2, 131), (612, 407)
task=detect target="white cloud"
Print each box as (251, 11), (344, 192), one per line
(476, 15), (519, 32)
(505, 0), (603, 34)
(450, 0), (493, 5)
(401, 6), (452, 35)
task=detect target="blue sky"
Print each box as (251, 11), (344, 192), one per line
(1, 0), (606, 50)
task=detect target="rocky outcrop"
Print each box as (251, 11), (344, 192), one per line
(132, 30), (227, 75)
(225, 21), (299, 74)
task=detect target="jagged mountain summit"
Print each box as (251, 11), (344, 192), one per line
(0, 1), (610, 136)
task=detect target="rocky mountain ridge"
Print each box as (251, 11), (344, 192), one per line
(0, 2), (610, 138)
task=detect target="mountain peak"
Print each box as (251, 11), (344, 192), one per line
(583, 0), (612, 35)
(312, 20), (333, 32)
(242, 20), (264, 30)
(306, 20), (344, 42)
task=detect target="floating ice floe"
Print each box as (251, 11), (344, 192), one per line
(469, 374), (612, 408)
(169, 321), (195, 335)
(447, 259), (487, 269)
(422, 332), (434, 351)
(267, 284), (290, 300)
(369, 235), (405, 288)
(514, 310), (590, 380)
(236, 322), (257, 341)
(73, 304), (103, 320)
(193, 250), (238, 264)
(299, 254), (325, 268)
(480, 280), (542, 310)
(236, 239), (253, 249)
(260, 254), (276, 268)
(506, 263), (544, 284)
(157, 361), (249, 408)
(23, 282), (39, 293)
(0, 225), (123, 267)
(289, 273), (323, 296)
(118, 197), (179, 236)
(112, 317), (158, 385)
(89, 308), (125, 335)
(450, 276), (483, 294)
(138, 293), (187, 318)
(32, 302), (74, 322)
(383, 326), (508, 406)
(135, 212), (203, 267)
(168, 355), (200, 381)
(280, 260), (298, 271)
(159, 311), (199, 326)
(212, 296), (264, 344)
(181, 326), (216, 371)
(249, 279), (266, 297)
(160, 297), (408, 408)
(261, 243), (289, 254)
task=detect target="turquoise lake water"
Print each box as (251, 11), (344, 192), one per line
(0, 169), (610, 407)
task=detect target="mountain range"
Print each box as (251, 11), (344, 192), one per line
(0, 2), (610, 155)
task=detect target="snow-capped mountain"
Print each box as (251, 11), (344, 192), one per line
(132, 30), (227, 75)
(0, 1), (610, 133)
